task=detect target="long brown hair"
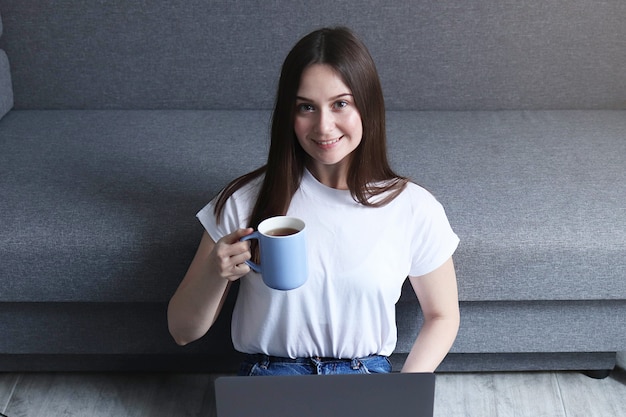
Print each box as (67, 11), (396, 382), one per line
(214, 27), (407, 239)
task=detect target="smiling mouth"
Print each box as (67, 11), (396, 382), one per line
(313, 136), (342, 146)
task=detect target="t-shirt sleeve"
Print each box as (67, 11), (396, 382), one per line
(196, 188), (254, 243)
(196, 199), (224, 243)
(408, 189), (460, 277)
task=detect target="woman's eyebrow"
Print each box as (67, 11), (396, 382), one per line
(296, 93), (353, 102)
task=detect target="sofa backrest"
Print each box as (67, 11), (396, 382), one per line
(1, 0), (625, 111)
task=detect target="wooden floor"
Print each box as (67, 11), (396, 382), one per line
(1, 370), (625, 417)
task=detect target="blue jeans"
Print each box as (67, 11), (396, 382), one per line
(238, 354), (392, 376)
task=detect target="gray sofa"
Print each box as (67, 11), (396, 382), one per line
(1, 1), (624, 373)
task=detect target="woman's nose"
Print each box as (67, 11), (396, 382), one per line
(314, 108), (334, 134)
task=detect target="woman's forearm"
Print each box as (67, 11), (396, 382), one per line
(167, 230), (251, 346)
(400, 315), (460, 373)
(167, 268), (231, 346)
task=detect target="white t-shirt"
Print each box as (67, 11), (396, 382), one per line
(197, 169), (459, 359)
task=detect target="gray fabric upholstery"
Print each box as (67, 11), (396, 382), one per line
(618, 352), (626, 370)
(0, 9), (13, 119)
(388, 111), (626, 301)
(0, 110), (268, 303)
(1, 109), (625, 372)
(1, 0), (625, 111)
(394, 353), (617, 373)
(0, 1), (624, 371)
(397, 300), (626, 354)
(2, 111), (624, 303)
(0, 50), (12, 118)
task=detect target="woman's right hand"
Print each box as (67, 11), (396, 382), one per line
(209, 228), (254, 282)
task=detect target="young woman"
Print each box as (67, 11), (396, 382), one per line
(167, 27), (460, 375)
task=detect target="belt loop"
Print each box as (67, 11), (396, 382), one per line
(351, 358), (361, 370)
(260, 354), (270, 369)
(310, 356), (323, 374)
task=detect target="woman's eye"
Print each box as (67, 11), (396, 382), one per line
(297, 103), (315, 112)
(334, 100), (349, 109)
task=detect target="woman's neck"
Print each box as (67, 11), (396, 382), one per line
(306, 161), (350, 190)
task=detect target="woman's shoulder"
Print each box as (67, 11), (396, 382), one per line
(404, 180), (435, 197)
(400, 180), (447, 211)
(233, 172), (264, 195)
(208, 170), (265, 216)
(216, 169), (265, 200)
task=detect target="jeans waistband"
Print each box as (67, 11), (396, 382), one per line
(240, 353), (392, 375)
(245, 353), (385, 364)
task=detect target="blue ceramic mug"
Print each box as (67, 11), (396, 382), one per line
(240, 216), (308, 290)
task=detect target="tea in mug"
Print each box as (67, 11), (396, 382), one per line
(266, 227), (299, 237)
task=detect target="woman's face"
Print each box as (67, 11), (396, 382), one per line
(294, 64), (363, 187)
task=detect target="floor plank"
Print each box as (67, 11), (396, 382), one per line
(557, 371), (626, 417)
(434, 372), (567, 417)
(5, 373), (221, 417)
(0, 374), (20, 415)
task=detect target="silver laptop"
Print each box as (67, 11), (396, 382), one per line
(215, 372), (435, 417)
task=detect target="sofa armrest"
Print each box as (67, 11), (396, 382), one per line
(0, 49), (13, 119)
(0, 10), (13, 119)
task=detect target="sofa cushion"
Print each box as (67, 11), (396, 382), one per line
(1, 110), (624, 304)
(389, 111), (626, 302)
(0, 110), (268, 303)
